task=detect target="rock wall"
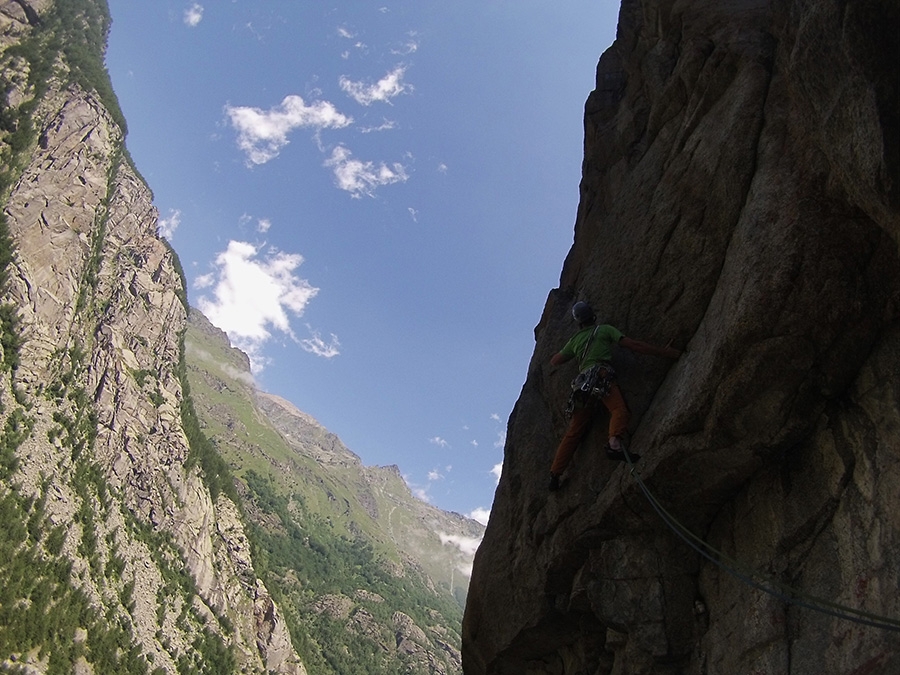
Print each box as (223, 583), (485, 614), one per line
(463, 0), (899, 673)
(0, 2), (305, 672)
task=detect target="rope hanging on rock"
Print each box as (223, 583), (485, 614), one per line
(620, 448), (900, 633)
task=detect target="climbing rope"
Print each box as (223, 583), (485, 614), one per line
(620, 447), (900, 632)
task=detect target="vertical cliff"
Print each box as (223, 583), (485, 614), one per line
(464, 0), (899, 673)
(0, 1), (304, 672)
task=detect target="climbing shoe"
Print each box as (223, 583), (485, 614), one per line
(606, 446), (640, 463)
(548, 474), (561, 491)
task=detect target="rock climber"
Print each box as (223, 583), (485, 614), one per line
(548, 301), (680, 491)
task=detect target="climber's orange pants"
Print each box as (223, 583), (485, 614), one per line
(550, 385), (629, 477)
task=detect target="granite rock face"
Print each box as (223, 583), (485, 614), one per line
(0, 2), (305, 672)
(464, 1), (899, 673)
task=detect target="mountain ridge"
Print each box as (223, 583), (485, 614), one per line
(0, 1), (479, 672)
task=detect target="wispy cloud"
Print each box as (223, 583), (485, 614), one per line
(195, 240), (334, 370)
(184, 3), (203, 27)
(360, 119), (398, 133)
(340, 65), (410, 106)
(439, 533), (481, 558)
(157, 208), (181, 240)
(325, 145), (408, 198)
(391, 31), (419, 56)
(429, 436), (449, 449)
(225, 95), (352, 165)
(300, 328), (340, 359)
(185, 343), (257, 387)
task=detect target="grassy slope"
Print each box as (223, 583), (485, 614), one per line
(183, 308), (474, 674)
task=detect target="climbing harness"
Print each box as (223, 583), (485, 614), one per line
(565, 363), (617, 418)
(565, 326), (617, 417)
(618, 447), (900, 632)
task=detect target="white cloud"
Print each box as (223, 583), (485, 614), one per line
(429, 436), (449, 449)
(457, 562), (474, 578)
(300, 329), (340, 359)
(257, 218), (272, 233)
(194, 272), (214, 289)
(157, 209), (181, 240)
(391, 39), (419, 55)
(360, 119), (398, 133)
(337, 26), (355, 39)
(428, 469), (443, 481)
(490, 413), (501, 422)
(195, 241), (330, 371)
(225, 95), (352, 165)
(494, 430), (506, 449)
(439, 532), (481, 557)
(325, 145), (408, 198)
(185, 343), (257, 387)
(184, 3), (203, 27)
(468, 507), (490, 526)
(339, 65), (410, 106)
(470, 439), (478, 448)
(491, 462), (502, 485)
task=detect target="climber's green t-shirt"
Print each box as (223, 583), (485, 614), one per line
(560, 324), (623, 369)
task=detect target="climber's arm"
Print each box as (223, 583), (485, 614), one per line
(619, 336), (680, 359)
(550, 351), (574, 366)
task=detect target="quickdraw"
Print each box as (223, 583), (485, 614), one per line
(565, 363), (616, 417)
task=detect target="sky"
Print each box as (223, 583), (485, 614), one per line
(104, 1), (620, 530)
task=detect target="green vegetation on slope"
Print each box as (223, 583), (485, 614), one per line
(0, 0), (146, 199)
(185, 313), (465, 674)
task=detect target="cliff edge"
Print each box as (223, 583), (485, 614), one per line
(463, 0), (899, 673)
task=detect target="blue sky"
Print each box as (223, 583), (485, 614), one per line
(105, 1), (619, 529)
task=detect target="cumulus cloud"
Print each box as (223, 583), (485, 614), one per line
(157, 209), (181, 240)
(339, 65), (410, 105)
(491, 462), (502, 485)
(184, 3), (203, 26)
(468, 507), (490, 526)
(325, 145), (408, 198)
(225, 95), (352, 165)
(195, 240), (334, 370)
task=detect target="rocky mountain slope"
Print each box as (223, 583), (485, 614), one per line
(185, 308), (483, 674)
(0, 1), (479, 673)
(463, 0), (899, 674)
(0, 1), (306, 672)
